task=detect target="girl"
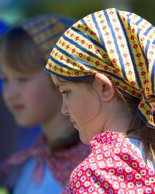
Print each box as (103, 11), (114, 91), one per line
(45, 8), (155, 193)
(0, 14), (90, 194)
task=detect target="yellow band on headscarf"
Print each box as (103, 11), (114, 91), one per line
(45, 8), (155, 128)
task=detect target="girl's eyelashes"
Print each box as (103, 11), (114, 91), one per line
(60, 90), (70, 97)
(17, 77), (31, 82)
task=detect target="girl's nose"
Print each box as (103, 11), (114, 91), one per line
(61, 101), (70, 116)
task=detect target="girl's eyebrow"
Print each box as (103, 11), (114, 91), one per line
(55, 83), (65, 89)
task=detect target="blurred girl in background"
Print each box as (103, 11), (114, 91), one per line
(0, 14), (89, 194)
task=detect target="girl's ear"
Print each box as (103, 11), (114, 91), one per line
(95, 73), (115, 101)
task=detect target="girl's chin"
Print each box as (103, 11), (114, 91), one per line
(15, 118), (34, 128)
(74, 126), (79, 131)
(72, 122), (79, 130)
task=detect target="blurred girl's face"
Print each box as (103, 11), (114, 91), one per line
(2, 66), (61, 127)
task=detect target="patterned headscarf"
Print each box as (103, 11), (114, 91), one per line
(45, 8), (155, 129)
(20, 14), (75, 60)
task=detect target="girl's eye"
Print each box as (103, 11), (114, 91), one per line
(17, 77), (30, 82)
(61, 90), (70, 97)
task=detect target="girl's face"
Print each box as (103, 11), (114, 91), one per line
(2, 66), (61, 127)
(52, 75), (106, 144)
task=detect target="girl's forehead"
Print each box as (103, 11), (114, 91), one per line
(1, 66), (16, 75)
(51, 75), (59, 85)
(1, 65), (37, 77)
(51, 75), (67, 87)
(50, 75), (79, 92)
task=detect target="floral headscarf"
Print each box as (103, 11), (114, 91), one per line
(45, 8), (155, 129)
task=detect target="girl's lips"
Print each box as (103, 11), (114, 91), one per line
(12, 104), (25, 112)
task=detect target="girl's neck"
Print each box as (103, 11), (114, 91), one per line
(103, 100), (132, 134)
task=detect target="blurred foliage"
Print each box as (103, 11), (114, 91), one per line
(0, 0), (155, 25)
(132, 0), (155, 25)
(0, 187), (9, 194)
(26, 0), (105, 20)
